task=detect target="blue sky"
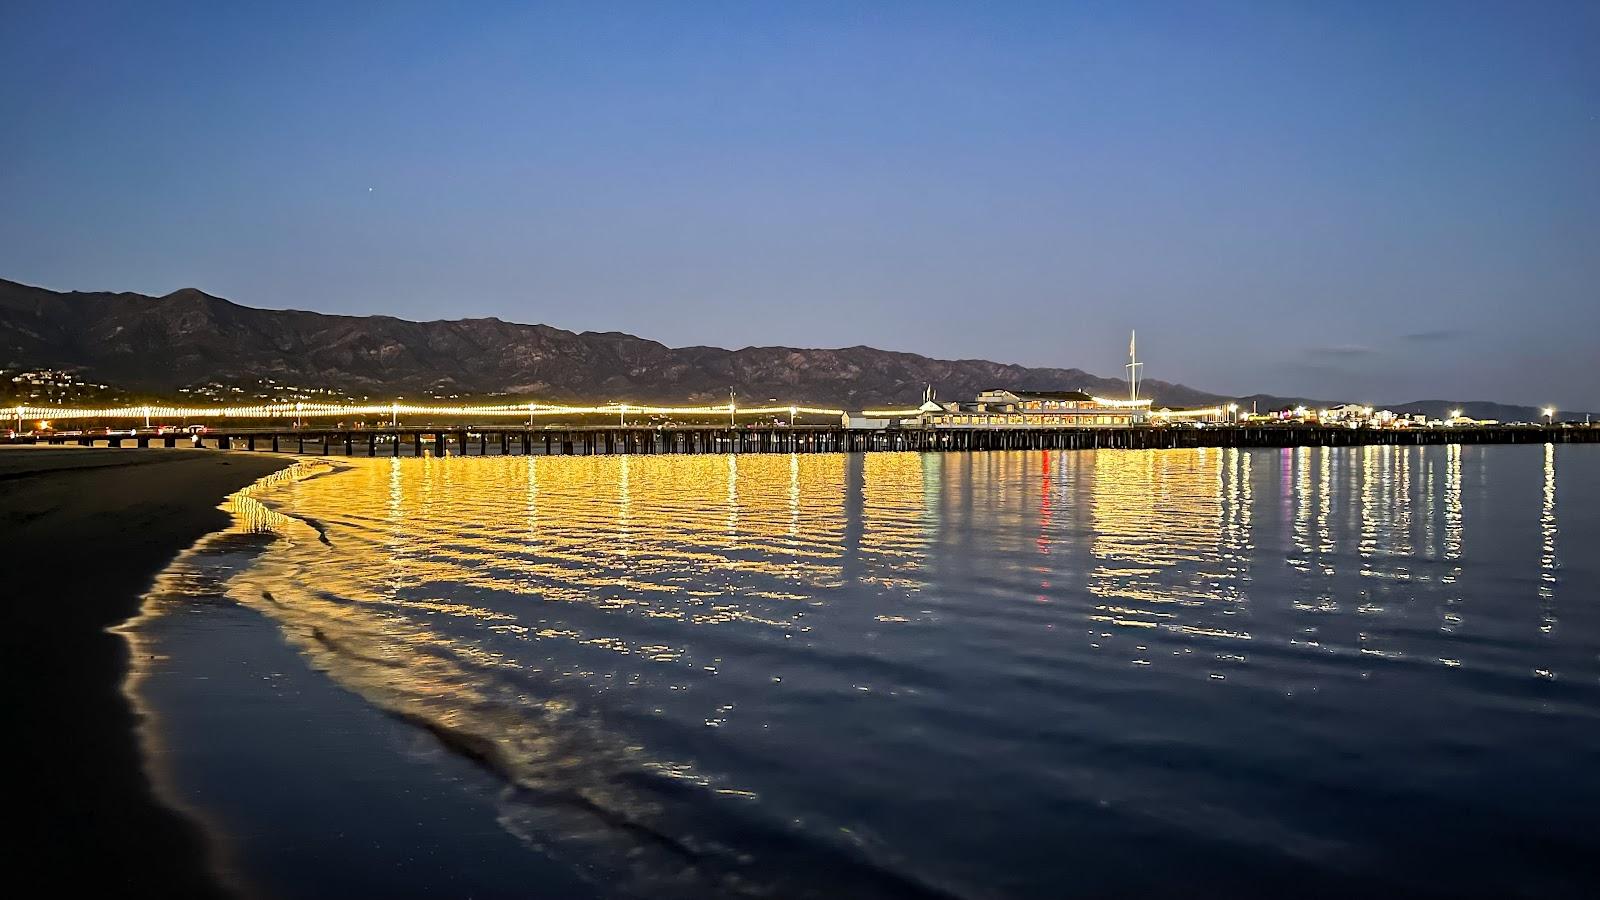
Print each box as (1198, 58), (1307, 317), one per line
(2, 1), (1595, 407)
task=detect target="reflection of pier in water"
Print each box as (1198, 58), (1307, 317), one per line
(1071, 444), (1567, 677)
(1539, 443), (1559, 636)
(125, 442), (1588, 897)
(227, 447), (1574, 682)
(1085, 449), (1255, 671)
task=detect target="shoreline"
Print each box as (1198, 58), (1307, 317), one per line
(1, 447), (295, 896)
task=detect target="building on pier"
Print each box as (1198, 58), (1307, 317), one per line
(1151, 404), (1230, 424)
(920, 389), (1150, 428)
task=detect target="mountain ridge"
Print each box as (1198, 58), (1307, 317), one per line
(0, 277), (1581, 421)
(0, 277), (1224, 407)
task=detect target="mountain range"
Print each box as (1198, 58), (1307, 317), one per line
(0, 278), (1577, 421)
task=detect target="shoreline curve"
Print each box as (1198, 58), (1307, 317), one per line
(1, 447), (295, 897)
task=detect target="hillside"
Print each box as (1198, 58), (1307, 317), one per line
(0, 278), (1222, 408)
(1, 278), (1581, 421)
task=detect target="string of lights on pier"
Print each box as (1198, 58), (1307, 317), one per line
(11, 396), (1161, 425)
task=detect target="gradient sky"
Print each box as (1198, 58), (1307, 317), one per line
(2, 1), (1596, 408)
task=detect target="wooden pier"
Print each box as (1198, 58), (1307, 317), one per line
(10, 423), (1598, 456)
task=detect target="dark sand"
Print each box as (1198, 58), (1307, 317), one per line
(1, 447), (293, 896)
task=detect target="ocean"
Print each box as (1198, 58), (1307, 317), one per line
(126, 445), (1600, 898)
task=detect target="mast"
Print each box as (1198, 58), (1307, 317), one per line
(1126, 330), (1143, 402)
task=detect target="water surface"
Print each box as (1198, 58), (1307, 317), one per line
(131, 446), (1600, 898)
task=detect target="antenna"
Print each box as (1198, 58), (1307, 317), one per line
(1125, 330), (1143, 402)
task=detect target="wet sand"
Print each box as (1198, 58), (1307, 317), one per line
(1, 447), (293, 896)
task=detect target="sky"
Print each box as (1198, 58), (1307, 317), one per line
(2, 1), (1596, 408)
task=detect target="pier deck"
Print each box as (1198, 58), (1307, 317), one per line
(8, 423), (1597, 456)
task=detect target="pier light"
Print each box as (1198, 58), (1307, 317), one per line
(1543, 407), (1555, 424)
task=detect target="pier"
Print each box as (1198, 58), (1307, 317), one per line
(8, 423), (1597, 456)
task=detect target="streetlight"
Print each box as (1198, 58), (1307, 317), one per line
(1227, 402), (1239, 424)
(1544, 407), (1555, 425)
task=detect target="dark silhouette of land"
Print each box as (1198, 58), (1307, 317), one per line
(3, 276), (1581, 422)
(0, 276), (1235, 408)
(2, 448), (291, 896)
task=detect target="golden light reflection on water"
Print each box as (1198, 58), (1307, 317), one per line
(127, 445), (1585, 895)
(859, 454), (935, 593)
(1539, 442), (1558, 635)
(1087, 448), (1253, 641)
(191, 447), (1571, 688)
(210, 454), (934, 892)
